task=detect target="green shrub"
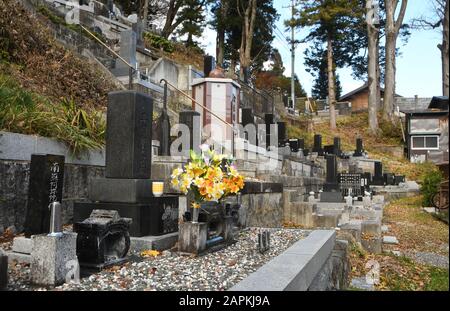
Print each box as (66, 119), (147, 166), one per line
(144, 32), (175, 53)
(420, 168), (443, 207)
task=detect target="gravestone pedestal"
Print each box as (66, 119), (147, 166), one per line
(178, 222), (207, 255)
(31, 233), (78, 286)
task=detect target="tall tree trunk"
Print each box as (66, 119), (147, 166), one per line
(143, 0), (149, 24)
(367, 0), (379, 133)
(439, 0), (449, 96)
(327, 33), (336, 130)
(238, 0), (257, 81)
(161, 0), (184, 38)
(383, 0), (408, 120)
(216, 0), (228, 67)
(376, 35), (381, 109)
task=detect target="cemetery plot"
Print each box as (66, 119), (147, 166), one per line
(4, 228), (308, 291)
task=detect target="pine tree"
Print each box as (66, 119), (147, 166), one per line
(293, 0), (363, 129)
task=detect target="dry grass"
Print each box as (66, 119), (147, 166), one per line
(383, 196), (449, 256)
(310, 112), (436, 181)
(348, 196), (449, 291)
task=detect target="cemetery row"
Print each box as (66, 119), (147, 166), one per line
(0, 88), (418, 291)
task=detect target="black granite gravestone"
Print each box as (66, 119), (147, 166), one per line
(179, 110), (201, 155)
(24, 154), (65, 238)
(363, 172), (372, 189)
(354, 138), (364, 157)
(372, 161), (384, 185)
(241, 108), (254, 127)
(106, 91), (153, 179)
(158, 83), (171, 156)
(384, 173), (395, 186)
(324, 145), (334, 154)
(333, 137), (341, 157)
(324, 154), (339, 191)
(204, 55), (215, 77)
(394, 175), (405, 185)
(277, 122), (287, 146)
(289, 139), (299, 152)
(313, 134), (323, 155)
(75, 91), (179, 238)
(0, 249), (7, 290)
(298, 138), (305, 150)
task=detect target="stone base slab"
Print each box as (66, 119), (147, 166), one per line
(130, 232), (179, 252)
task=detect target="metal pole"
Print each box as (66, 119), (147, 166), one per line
(128, 67), (133, 90)
(48, 202), (62, 237)
(290, 0), (296, 115)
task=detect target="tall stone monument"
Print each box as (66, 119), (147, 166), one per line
(73, 91), (179, 237)
(24, 154), (65, 238)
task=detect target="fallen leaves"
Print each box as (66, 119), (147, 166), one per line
(348, 195), (449, 291)
(141, 250), (161, 258)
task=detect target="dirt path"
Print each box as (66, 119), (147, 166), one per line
(349, 196), (449, 291)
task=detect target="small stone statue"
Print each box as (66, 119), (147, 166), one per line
(363, 191), (372, 209)
(308, 191), (316, 204)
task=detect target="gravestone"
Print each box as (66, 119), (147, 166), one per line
(313, 134), (323, 155)
(159, 83), (171, 156)
(383, 173), (395, 186)
(333, 137), (341, 157)
(321, 155), (343, 202)
(0, 249), (7, 290)
(24, 154), (65, 238)
(298, 138), (305, 150)
(277, 122), (287, 146)
(372, 161), (384, 185)
(394, 175), (405, 185)
(324, 155), (338, 191)
(289, 139), (299, 152)
(179, 110), (201, 155)
(114, 29), (137, 76)
(74, 91), (178, 238)
(354, 138), (364, 157)
(204, 55), (215, 77)
(132, 20), (144, 47)
(106, 91), (153, 179)
(241, 108), (254, 127)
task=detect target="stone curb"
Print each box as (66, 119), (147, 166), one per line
(229, 229), (336, 291)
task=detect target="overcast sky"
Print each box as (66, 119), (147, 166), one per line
(198, 0), (443, 98)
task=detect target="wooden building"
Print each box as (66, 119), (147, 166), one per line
(401, 96), (449, 164)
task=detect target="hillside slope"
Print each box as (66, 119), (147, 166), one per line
(0, 0), (116, 109)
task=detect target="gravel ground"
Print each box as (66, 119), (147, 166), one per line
(405, 251), (449, 269)
(6, 228), (309, 291)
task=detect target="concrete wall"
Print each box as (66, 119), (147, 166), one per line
(0, 160), (104, 234)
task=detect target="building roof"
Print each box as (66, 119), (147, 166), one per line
(400, 96), (449, 115)
(339, 83), (402, 101)
(428, 96), (449, 110)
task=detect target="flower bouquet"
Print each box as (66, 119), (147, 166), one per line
(170, 145), (245, 223)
